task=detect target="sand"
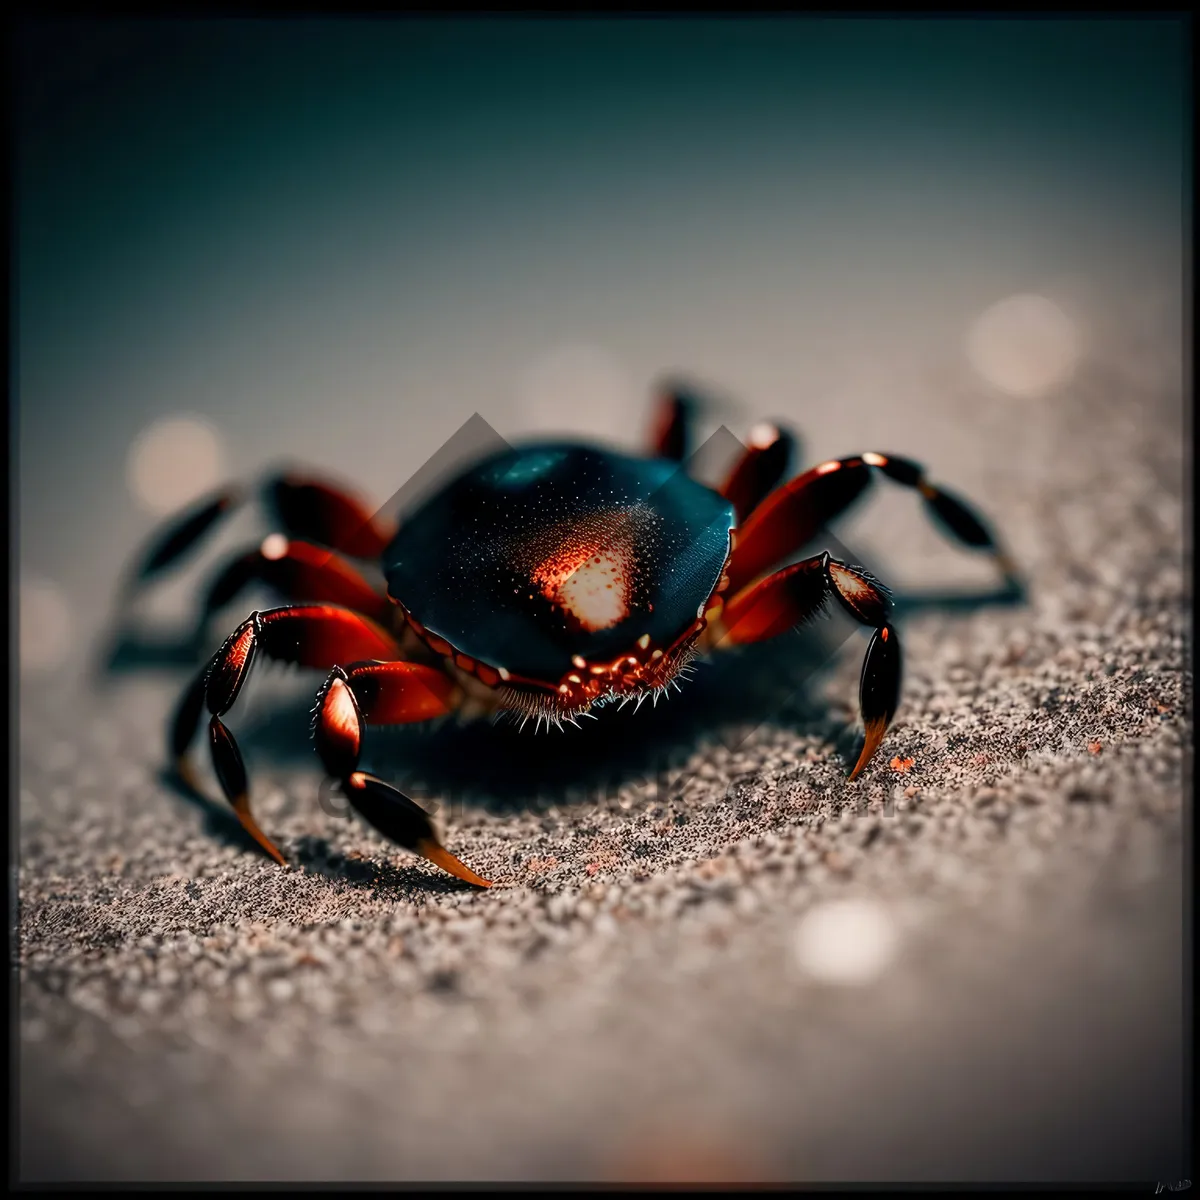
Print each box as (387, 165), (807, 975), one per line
(17, 313), (1188, 1182)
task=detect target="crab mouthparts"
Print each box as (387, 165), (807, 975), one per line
(500, 633), (703, 727)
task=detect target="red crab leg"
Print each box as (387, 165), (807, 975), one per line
(313, 663), (492, 888)
(201, 537), (393, 626)
(170, 605), (403, 864)
(713, 553), (902, 781)
(130, 471), (395, 587)
(716, 422), (796, 524)
(266, 473), (396, 561)
(725, 452), (1021, 597)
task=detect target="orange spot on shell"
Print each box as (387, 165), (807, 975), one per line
(889, 756), (914, 773)
(528, 519), (640, 633)
(1087, 740), (1102, 755)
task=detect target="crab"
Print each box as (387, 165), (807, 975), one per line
(140, 385), (1020, 887)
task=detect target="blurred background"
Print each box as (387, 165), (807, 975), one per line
(16, 16), (1184, 665)
(15, 16), (1188, 1184)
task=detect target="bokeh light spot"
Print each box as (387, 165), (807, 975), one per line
(793, 898), (899, 985)
(748, 422), (779, 450)
(260, 533), (289, 561)
(127, 415), (225, 515)
(966, 293), (1082, 398)
(20, 575), (73, 675)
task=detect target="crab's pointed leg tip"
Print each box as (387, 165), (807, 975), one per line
(251, 834), (289, 868)
(255, 830), (290, 868)
(418, 839), (493, 889)
(848, 716), (888, 782)
(172, 757), (198, 792)
(998, 554), (1024, 593)
(229, 796), (289, 867)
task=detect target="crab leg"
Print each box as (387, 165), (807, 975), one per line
(647, 385), (801, 522)
(200, 537), (392, 626)
(711, 553), (903, 780)
(313, 664), (492, 888)
(647, 384), (698, 462)
(131, 489), (246, 582)
(725, 452), (1021, 597)
(170, 605), (402, 864)
(129, 471), (395, 588)
(716, 422), (797, 523)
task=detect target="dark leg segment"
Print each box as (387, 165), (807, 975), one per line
(725, 451), (1021, 598)
(266, 475), (395, 561)
(209, 715), (286, 865)
(171, 605), (403, 864)
(132, 488), (245, 585)
(714, 552), (903, 780)
(648, 384), (697, 462)
(129, 471), (395, 588)
(312, 664), (491, 887)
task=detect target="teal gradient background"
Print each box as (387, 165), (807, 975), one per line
(15, 17), (1186, 642)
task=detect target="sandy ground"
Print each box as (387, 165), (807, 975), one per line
(17, 311), (1189, 1183)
